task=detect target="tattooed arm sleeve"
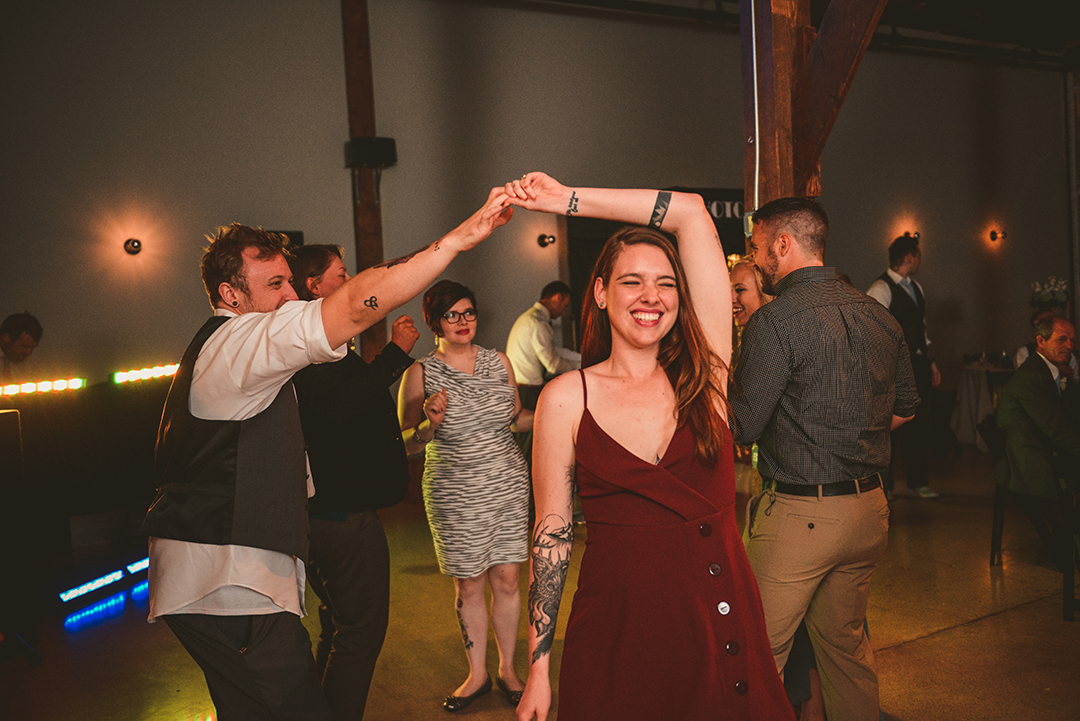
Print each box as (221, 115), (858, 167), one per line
(528, 504), (574, 663)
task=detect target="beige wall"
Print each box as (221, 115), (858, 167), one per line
(1, 0), (1069, 387)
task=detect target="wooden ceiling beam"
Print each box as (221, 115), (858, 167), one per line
(793, 0), (888, 194)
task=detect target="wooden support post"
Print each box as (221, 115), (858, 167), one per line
(341, 0), (386, 361)
(740, 0), (799, 210)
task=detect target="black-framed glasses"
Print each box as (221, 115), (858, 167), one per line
(442, 308), (477, 323)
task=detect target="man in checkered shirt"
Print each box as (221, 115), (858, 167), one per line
(732, 197), (919, 721)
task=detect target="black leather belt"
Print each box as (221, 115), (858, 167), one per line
(770, 473), (882, 497)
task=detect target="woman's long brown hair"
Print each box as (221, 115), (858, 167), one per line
(580, 226), (731, 465)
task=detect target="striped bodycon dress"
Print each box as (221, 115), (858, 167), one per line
(419, 346), (530, 578)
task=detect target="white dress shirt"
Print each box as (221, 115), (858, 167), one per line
(148, 300), (346, 621)
(866, 268), (932, 350)
(506, 302), (579, 386)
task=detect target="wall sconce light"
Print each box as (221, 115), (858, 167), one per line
(123, 238), (142, 255)
(989, 230), (1006, 242)
(537, 234), (556, 248)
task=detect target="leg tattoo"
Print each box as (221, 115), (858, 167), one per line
(456, 596), (474, 650)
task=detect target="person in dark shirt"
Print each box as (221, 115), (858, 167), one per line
(733, 197), (919, 721)
(289, 244), (422, 721)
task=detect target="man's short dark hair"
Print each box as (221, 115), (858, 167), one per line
(200, 224), (292, 307)
(888, 233), (920, 269)
(751, 198), (829, 256)
(0, 312), (42, 342)
(540, 281), (571, 301)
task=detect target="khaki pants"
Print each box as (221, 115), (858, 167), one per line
(746, 486), (889, 721)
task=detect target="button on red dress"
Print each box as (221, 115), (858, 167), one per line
(555, 375), (794, 720)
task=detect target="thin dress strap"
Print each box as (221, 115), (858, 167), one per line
(578, 369), (588, 408)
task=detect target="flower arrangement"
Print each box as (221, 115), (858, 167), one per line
(1030, 276), (1068, 309)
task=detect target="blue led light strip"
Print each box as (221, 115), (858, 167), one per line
(63, 592), (127, 632)
(58, 556), (150, 602)
(126, 557), (150, 574)
(58, 569), (125, 603)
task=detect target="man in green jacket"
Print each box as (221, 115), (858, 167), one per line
(995, 316), (1079, 563)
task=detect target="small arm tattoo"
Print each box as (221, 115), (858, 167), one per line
(528, 513), (574, 663)
(649, 191), (671, 229)
(566, 191), (580, 217)
(364, 296), (379, 309)
(375, 247), (424, 269)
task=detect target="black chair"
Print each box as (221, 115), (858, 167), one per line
(976, 415), (1007, 566)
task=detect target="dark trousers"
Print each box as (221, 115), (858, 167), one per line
(163, 612), (331, 721)
(889, 354), (933, 491)
(306, 511), (391, 721)
(513, 385), (544, 468)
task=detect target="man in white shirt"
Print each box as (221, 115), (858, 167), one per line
(507, 281), (578, 390)
(143, 189), (512, 719)
(506, 281), (579, 460)
(867, 233), (941, 499)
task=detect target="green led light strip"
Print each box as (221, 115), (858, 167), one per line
(113, 364), (179, 383)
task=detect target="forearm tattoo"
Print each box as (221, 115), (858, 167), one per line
(363, 296), (379, 309)
(375, 247), (424, 269)
(566, 191), (580, 217)
(455, 596), (474, 650)
(528, 510), (574, 664)
(649, 191), (671, 229)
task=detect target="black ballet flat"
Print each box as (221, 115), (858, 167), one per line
(495, 676), (524, 706)
(443, 675), (492, 712)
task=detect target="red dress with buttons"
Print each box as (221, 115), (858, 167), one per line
(555, 384), (794, 720)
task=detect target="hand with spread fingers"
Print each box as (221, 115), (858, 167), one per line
(448, 186), (516, 252)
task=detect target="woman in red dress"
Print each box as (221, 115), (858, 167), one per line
(506, 173), (794, 721)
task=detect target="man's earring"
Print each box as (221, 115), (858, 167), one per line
(232, 301), (239, 307)
(598, 301), (605, 309)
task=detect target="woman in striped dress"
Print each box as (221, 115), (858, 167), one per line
(398, 279), (532, 711)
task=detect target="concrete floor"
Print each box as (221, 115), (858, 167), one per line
(2, 445), (1077, 720)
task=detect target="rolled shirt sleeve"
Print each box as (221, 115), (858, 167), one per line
(191, 299), (347, 421)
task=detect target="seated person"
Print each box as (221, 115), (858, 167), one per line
(1015, 309), (1078, 379)
(995, 316), (1080, 567)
